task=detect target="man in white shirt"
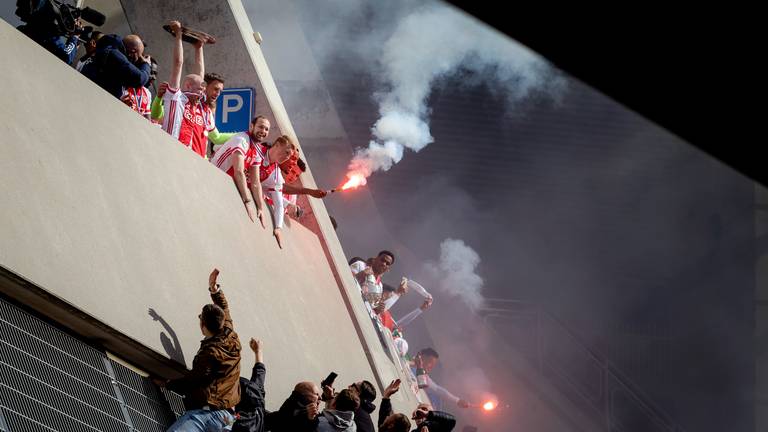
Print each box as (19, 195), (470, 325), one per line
(350, 251), (396, 309)
(412, 348), (470, 410)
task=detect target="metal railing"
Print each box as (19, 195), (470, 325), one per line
(0, 297), (184, 432)
(479, 298), (685, 432)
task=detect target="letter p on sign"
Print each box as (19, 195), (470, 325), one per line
(222, 94), (243, 123)
(215, 88), (255, 133)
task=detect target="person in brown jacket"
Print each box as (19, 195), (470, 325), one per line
(157, 268), (242, 432)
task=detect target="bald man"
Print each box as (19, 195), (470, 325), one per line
(264, 381), (323, 432)
(160, 20), (215, 158)
(81, 33), (151, 99)
(119, 35), (152, 119)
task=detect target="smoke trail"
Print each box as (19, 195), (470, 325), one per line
(348, 3), (565, 178)
(425, 238), (484, 310)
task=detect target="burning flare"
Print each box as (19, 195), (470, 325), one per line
(482, 401), (496, 411)
(340, 173), (367, 191)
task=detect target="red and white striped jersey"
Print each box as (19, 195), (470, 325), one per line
(161, 88), (214, 158)
(210, 132), (262, 177)
(123, 87), (151, 117)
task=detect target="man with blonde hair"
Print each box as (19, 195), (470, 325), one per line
(211, 123), (326, 247)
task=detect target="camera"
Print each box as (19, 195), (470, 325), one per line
(16, 0), (106, 38)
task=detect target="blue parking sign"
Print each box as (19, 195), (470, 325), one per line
(215, 88), (254, 133)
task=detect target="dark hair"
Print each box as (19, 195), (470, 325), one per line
(296, 158), (307, 172)
(419, 347), (439, 359)
(383, 283), (396, 293)
(381, 413), (411, 432)
(378, 250), (395, 264)
(89, 30), (103, 43)
(348, 256), (365, 265)
(204, 72), (225, 85)
(334, 388), (360, 412)
(251, 115), (269, 124)
(359, 380), (376, 402)
(201, 304), (225, 333)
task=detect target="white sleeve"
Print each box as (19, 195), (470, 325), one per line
(394, 308), (422, 328)
(350, 261), (367, 275)
(406, 279), (432, 299)
(226, 134), (248, 155)
(427, 375), (460, 404)
(383, 293), (400, 310)
(269, 190), (285, 229)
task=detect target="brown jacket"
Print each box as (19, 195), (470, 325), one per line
(168, 289), (242, 410)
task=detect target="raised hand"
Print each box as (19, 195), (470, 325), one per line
(208, 268), (220, 292)
(383, 379), (401, 399)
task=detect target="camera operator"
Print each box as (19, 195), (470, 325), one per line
(82, 33), (151, 99)
(18, 18), (80, 65)
(15, 0), (105, 65)
(75, 30), (102, 72)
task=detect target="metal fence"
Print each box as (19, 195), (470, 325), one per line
(0, 297), (184, 432)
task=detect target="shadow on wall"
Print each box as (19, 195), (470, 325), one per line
(148, 307), (186, 364)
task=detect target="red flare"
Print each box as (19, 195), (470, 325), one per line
(339, 174), (367, 190)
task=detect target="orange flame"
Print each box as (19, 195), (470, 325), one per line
(340, 173), (368, 190)
(482, 401), (496, 411)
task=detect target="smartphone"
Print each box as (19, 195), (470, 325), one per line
(321, 372), (338, 388)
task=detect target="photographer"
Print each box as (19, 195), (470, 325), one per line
(410, 403), (456, 432)
(119, 37), (156, 119)
(75, 30), (102, 72)
(81, 33), (151, 99)
(15, 0), (104, 65)
(264, 381), (322, 432)
(18, 19), (80, 65)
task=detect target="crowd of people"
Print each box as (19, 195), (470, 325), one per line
(349, 252), (470, 412)
(153, 269), (458, 432)
(34, 19), (328, 248)
(21, 16), (466, 432)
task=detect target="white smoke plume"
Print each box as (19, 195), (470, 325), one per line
(425, 238), (484, 310)
(348, 2), (565, 178)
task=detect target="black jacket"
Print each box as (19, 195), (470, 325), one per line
(233, 362), (266, 432)
(264, 390), (318, 432)
(411, 410), (456, 432)
(378, 398), (394, 428)
(82, 34), (150, 99)
(354, 399), (376, 432)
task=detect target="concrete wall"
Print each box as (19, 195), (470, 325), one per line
(0, 17), (419, 417)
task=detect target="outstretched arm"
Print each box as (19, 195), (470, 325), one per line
(168, 20), (183, 89)
(427, 375), (461, 405)
(248, 338), (266, 403)
(268, 189), (286, 248)
(208, 269), (234, 331)
(247, 165), (266, 229)
(209, 128), (236, 146)
(192, 39), (205, 77)
(232, 152), (257, 223)
(282, 183), (327, 198)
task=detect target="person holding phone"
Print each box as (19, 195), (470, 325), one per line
(264, 380), (323, 432)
